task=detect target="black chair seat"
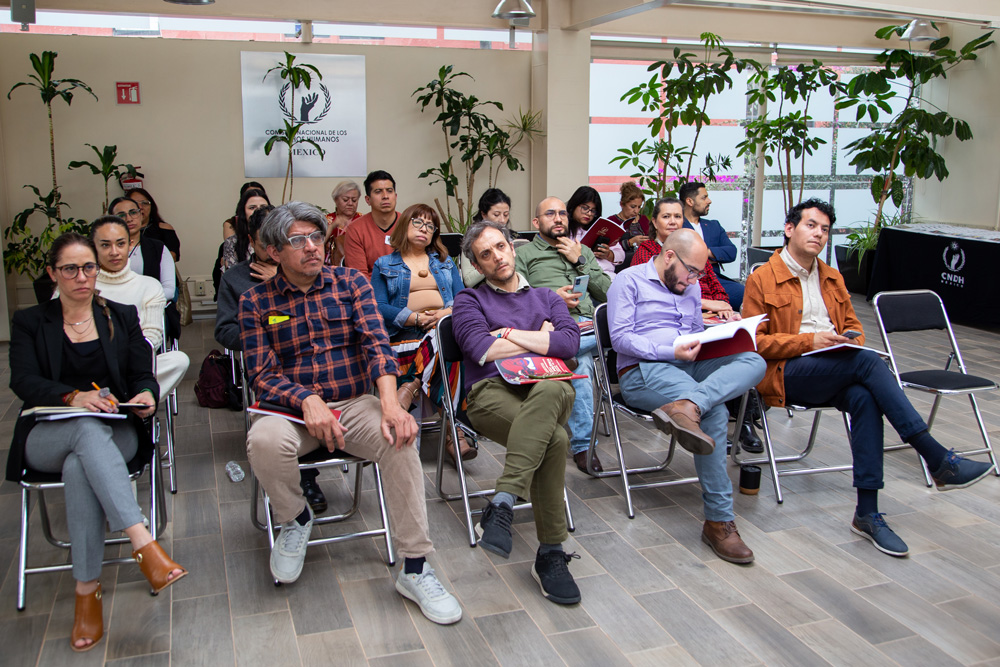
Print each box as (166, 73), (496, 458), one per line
(298, 447), (355, 464)
(21, 449), (148, 485)
(900, 370), (997, 392)
(611, 392), (651, 417)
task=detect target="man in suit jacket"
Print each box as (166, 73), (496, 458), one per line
(680, 181), (743, 309)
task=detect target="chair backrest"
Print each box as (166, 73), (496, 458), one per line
(436, 315), (464, 364)
(873, 290), (948, 333)
(439, 233), (463, 261)
(593, 303), (620, 385)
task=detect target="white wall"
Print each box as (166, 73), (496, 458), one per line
(0, 33), (532, 314)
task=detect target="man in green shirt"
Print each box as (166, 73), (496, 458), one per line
(515, 196), (610, 474)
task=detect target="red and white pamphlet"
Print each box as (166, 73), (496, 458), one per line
(672, 314), (768, 361)
(801, 343), (888, 357)
(495, 356), (588, 385)
(578, 217), (627, 249)
(248, 401), (342, 425)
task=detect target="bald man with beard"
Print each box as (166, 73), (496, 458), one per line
(606, 229), (766, 563)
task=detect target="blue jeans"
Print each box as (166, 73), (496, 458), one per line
(568, 333), (597, 455)
(619, 352), (766, 522)
(717, 275), (744, 311)
(783, 348), (927, 490)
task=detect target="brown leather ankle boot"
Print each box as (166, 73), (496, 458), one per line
(702, 520), (754, 564)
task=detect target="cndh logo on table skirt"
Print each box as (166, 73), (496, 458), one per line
(941, 241), (966, 287)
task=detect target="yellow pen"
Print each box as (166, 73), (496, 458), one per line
(91, 382), (118, 406)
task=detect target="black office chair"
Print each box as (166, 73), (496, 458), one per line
(873, 289), (999, 486)
(434, 315), (575, 546)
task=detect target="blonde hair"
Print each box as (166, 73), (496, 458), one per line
(619, 181), (643, 205)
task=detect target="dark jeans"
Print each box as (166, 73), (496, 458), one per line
(783, 348), (927, 490)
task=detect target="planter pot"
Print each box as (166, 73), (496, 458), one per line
(834, 245), (875, 295)
(32, 274), (56, 304)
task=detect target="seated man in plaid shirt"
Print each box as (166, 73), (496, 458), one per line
(239, 202), (462, 625)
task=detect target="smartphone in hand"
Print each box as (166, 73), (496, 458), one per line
(572, 274), (590, 295)
(842, 330), (862, 339)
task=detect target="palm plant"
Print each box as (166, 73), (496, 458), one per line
(68, 144), (143, 212)
(263, 52), (325, 203)
(7, 51), (97, 219)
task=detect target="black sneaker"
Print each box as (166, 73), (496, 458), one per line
(931, 449), (994, 491)
(851, 512), (909, 557)
(532, 550), (581, 605)
(476, 502), (514, 558)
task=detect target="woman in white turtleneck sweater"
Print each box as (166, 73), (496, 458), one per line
(90, 216), (190, 396)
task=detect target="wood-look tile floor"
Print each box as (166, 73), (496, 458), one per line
(3, 294), (1000, 666)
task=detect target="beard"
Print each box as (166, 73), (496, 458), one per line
(662, 262), (688, 296)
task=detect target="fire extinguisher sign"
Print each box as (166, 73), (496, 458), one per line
(116, 82), (141, 105)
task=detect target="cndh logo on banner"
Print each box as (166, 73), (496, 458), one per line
(941, 241), (965, 287)
(279, 83), (331, 124)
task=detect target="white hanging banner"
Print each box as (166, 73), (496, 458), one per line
(241, 52), (367, 178)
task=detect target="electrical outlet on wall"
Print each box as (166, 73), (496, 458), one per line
(194, 281), (206, 297)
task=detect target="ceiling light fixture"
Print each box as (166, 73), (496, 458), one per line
(492, 0), (535, 49)
(900, 18), (939, 42)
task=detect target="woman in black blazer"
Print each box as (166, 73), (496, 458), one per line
(8, 232), (187, 652)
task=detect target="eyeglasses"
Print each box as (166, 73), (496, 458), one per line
(55, 262), (99, 279)
(132, 199), (151, 207)
(579, 205), (597, 215)
(541, 209), (568, 219)
(116, 208), (142, 219)
(410, 218), (437, 232)
(286, 230), (325, 249)
(673, 252), (707, 280)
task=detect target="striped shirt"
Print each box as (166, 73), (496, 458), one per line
(239, 265), (398, 409)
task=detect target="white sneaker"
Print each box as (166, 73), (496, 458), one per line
(395, 562), (463, 625)
(270, 506), (313, 584)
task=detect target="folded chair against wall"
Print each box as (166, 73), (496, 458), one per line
(16, 419), (167, 611)
(434, 315), (575, 547)
(872, 289), (999, 486)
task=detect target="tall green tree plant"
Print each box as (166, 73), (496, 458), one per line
(263, 52), (326, 203)
(837, 25), (994, 234)
(413, 66), (540, 232)
(737, 61), (845, 215)
(69, 144), (143, 212)
(7, 51), (97, 219)
(611, 33), (755, 211)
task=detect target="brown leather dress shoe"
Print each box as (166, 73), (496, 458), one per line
(573, 450), (604, 475)
(652, 400), (715, 455)
(702, 520), (754, 564)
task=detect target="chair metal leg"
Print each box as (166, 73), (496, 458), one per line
(969, 394), (1000, 476)
(563, 488), (575, 532)
(165, 408), (177, 494)
(17, 487), (29, 611)
(371, 462), (395, 566)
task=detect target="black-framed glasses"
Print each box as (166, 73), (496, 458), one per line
(286, 230), (325, 249)
(410, 218), (437, 232)
(578, 205), (597, 216)
(115, 208), (142, 219)
(55, 262), (99, 279)
(673, 252), (707, 280)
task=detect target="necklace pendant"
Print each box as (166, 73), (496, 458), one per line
(418, 269), (429, 278)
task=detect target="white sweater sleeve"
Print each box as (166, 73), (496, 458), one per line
(160, 247), (177, 301)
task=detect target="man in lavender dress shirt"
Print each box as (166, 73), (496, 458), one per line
(607, 229), (765, 563)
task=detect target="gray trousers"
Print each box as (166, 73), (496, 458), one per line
(24, 418), (144, 582)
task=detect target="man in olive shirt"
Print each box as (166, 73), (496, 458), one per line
(515, 196), (611, 474)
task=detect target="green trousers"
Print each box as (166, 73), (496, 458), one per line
(465, 376), (575, 544)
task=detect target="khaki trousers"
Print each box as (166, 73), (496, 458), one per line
(246, 394), (433, 559)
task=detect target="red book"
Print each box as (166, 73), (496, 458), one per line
(494, 356), (588, 385)
(578, 217), (626, 249)
(247, 400), (342, 425)
(672, 314), (768, 361)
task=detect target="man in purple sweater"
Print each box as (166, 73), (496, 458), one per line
(452, 221), (583, 605)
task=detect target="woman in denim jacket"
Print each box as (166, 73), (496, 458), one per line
(371, 204), (474, 462)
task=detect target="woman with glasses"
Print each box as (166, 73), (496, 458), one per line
(219, 188), (271, 274)
(126, 188), (180, 263)
(630, 197), (735, 321)
(325, 180), (362, 266)
(567, 185), (622, 278)
(8, 232), (187, 653)
(109, 197), (176, 303)
(370, 204), (474, 463)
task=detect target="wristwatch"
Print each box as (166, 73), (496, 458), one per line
(574, 255), (586, 268)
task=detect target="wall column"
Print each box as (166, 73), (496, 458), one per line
(530, 0), (591, 212)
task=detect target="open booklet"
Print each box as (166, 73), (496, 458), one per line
(578, 217), (626, 249)
(22, 406), (129, 421)
(494, 356), (588, 385)
(247, 400), (342, 426)
(672, 314), (768, 361)
(802, 342), (889, 357)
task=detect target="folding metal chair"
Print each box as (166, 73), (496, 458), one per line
(434, 315), (575, 547)
(16, 419), (167, 610)
(873, 289), (999, 486)
(154, 325), (178, 494)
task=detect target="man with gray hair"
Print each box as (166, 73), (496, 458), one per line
(239, 202), (462, 625)
(452, 220), (584, 605)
